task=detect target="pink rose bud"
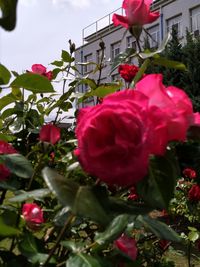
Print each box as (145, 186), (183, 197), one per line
(22, 203), (44, 229)
(112, 0), (159, 29)
(183, 168), (197, 179)
(0, 140), (17, 181)
(114, 234), (138, 261)
(118, 64), (140, 83)
(39, 124), (61, 145)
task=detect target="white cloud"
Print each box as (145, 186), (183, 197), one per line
(52, 0), (91, 8)
(19, 0), (38, 6)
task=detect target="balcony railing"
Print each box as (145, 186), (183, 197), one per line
(82, 7), (124, 45)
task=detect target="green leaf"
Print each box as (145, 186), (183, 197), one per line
(62, 50), (74, 63)
(0, 64), (11, 84)
(79, 78), (97, 90)
(52, 68), (62, 79)
(0, 0), (18, 31)
(0, 133), (16, 142)
(12, 87), (22, 99)
(153, 57), (187, 70)
(0, 217), (21, 236)
(89, 83), (123, 98)
(0, 177), (20, 190)
(61, 240), (84, 253)
(0, 93), (16, 110)
(131, 58), (150, 87)
(188, 231), (199, 243)
(42, 167), (110, 225)
(137, 149), (179, 209)
(110, 48), (136, 74)
(108, 197), (152, 215)
(9, 188), (51, 202)
(95, 214), (129, 246)
(66, 254), (102, 267)
(51, 60), (63, 67)
(11, 73), (55, 93)
(0, 154), (33, 178)
(19, 232), (56, 264)
(137, 215), (181, 242)
(1, 107), (16, 120)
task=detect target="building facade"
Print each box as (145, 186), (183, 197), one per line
(75, 0), (200, 106)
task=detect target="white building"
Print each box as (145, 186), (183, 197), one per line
(75, 0), (200, 107)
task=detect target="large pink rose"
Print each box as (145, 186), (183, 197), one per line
(112, 0), (160, 29)
(75, 90), (157, 187)
(135, 74), (194, 143)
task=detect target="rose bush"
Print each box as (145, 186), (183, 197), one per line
(112, 0), (160, 29)
(1, 0), (200, 265)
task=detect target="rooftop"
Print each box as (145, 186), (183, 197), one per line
(82, 0), (175, 45)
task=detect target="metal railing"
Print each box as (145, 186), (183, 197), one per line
(82, 7), (124, 45)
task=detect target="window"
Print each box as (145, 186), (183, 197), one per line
(127, 36), (137, 50)
(190, 5), (200, 36)
(147, 25), (160, 48)
(84, 53), (93, 73)
(166, 14), (182, 38)
(111, 41), (121, 61)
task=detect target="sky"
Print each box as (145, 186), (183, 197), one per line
(0, 0), (122, 73)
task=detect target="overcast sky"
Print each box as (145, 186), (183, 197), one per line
(0, 0), (122, 73)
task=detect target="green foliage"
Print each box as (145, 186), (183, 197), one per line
(0, 217), (21, 236)
(11, 73), (55, 93)
(0, 64), (11, 85)
(137, 150), (180, 209)
(0, 154), (33, 178)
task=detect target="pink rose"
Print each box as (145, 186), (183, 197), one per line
(22, 203), (44, 229)
(112, 0), (159, 29)
(75, 89), (156, 186)
(39, 124), (61, 145)
(135, 74), (194, 143)
(29, 64), (53, 81)
(0, 140), (17, 181)
(114, 234), (138, 261)
(118, 64), (140, 83)
(188, 184), (200, 202)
